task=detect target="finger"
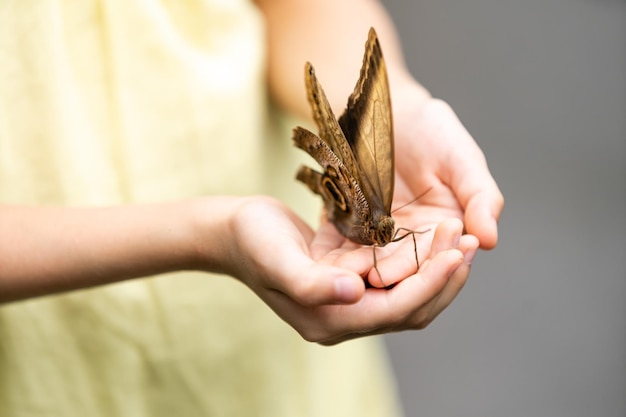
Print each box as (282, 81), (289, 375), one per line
(389, 248), (464, 327)
(458, 233), (479, 266)
(318, 248), (465, 340)
(426, 102), (503, 249)
(421, 272), (468, 326)
(463, 189), (503, 249)
(444, 142), (503, 249)
(264, 245), (366, 307)
(330, 245), (376, 278)
(365, 218), (461, 288)
(428, 218), (463, 256)
(419, 234), (479, 325)
(365, 228), (432, 288)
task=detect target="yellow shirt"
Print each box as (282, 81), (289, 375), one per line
(0, 1), (402, 416)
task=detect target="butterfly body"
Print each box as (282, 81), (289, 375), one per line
(293, 28), (396, 247)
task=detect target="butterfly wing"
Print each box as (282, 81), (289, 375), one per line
(293, 127), (373, 244)
(302, 62), (361, 177)
(338, 27), (394, 217)
(293, 28), (395, 246)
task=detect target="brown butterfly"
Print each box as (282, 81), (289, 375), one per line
(292, 27), (422, 280)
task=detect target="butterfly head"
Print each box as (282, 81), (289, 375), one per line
(373, 215), (395, 246)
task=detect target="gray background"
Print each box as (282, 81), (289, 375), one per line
(380, 1), (626, 416)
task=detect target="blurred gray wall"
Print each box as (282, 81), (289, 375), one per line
(380, 1), (626, 416)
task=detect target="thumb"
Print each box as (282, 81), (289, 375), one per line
(266, 248), (366, 306)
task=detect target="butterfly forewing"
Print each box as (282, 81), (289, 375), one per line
(338, 28), (394, 217)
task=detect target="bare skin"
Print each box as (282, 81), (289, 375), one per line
(0, 0), (503, 345)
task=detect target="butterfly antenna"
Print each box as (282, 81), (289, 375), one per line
(390, 186), (433, 214)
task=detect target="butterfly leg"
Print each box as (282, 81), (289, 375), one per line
(371, 245), (387, 288)
(410, 231), (418, 273)
(392, 227), (431, 274)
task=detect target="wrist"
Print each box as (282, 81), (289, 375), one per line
(187, 196), (254, 276)
(389, 71), (432, 116)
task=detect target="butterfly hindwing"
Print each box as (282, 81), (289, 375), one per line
(293, 127), (371, 243)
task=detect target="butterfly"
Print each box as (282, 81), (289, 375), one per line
(292, 27), (422, 281)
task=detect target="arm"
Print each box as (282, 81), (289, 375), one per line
(0, 199), (228, 302)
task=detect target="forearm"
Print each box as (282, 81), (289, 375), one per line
(256, 0), (429, 117)
(0, 198), (239, 303)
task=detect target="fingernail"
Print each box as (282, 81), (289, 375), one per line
(464, 248), (477, 266)
(334, 276), (360, 303)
